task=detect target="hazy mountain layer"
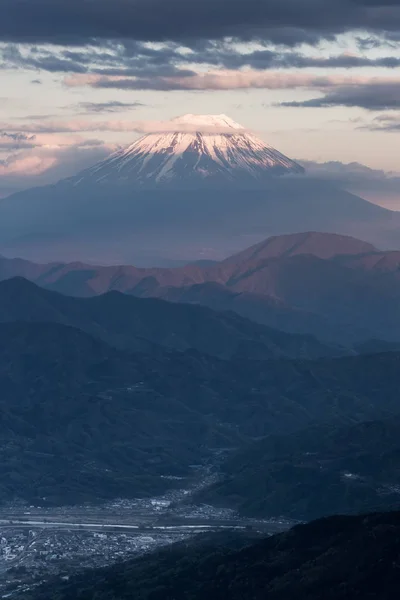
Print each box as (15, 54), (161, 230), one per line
(2, 232), (400, 344)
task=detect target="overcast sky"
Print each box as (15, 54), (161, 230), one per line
(1, 0), (400, 207)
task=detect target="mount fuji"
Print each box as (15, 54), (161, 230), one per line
(67, 114), (304, 189)
(0, 113), (399, 265)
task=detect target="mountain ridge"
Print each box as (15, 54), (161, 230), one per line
(222, 231), (378, 264)
(0, 276), (343, 360)
(1, 231), (400, 344)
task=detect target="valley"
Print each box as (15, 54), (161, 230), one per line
(0, 466), (293, 598)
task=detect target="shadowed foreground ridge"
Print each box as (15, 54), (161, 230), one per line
(19, 510), (400, 600)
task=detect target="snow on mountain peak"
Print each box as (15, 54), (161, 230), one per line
(170, 114), (244, 131)
(67, 114), (304, 189)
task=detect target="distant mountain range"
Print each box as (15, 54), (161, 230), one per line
(21, 510), (400, 600)
(0, 115), (399, 264)
(2, 231), (400, 344)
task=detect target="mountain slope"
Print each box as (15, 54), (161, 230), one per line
(338, 250), (400, 273)
(2, 320), (400, 504)
(21, 511), (400, 600)
(198, 417), (400, 521)
(1, 182), (396, 265)
(0, 321), (234, 505)
(222, 231), (377, 264)
(0, 277), (343, 359)
(66, 114), (304, 189)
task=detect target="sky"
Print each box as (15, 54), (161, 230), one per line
(1, 0), (400, 207)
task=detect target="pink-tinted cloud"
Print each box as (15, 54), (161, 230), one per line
(0, 153), (56, 176)
(0, 118), (248, 136)
(0, 138), (114, 198)
(63, 70), (400, 92)
(0, 120), (142, 134)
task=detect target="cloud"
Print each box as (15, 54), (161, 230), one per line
(0, 119), (146, 134)
(0, 42), (183, 76)
(280, 81), (400, 110)
(0, 153), (57, 176)
(64, 70), (393, 92)
(3, 40), (400, 79)
(0, 138), (114, 198)
(0, 117), (249, 136)
(0, 132), (35, 141)
(201, 49), (400, 71)
(355, 33), (400, 50)
(301, 159), (400, 209)
(366, 113), (400, 130)
(76, 101), (145, 114)
(0, 131), (37, 149)
(0, 0), (400, 47)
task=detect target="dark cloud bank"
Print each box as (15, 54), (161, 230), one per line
(3, 42), (400, 78)
(281, 82), (400, 111)
(0, 0), (400, 46)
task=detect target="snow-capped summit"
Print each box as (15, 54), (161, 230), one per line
(170, 113), (245, 130)
(67, 114), (304, 189)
